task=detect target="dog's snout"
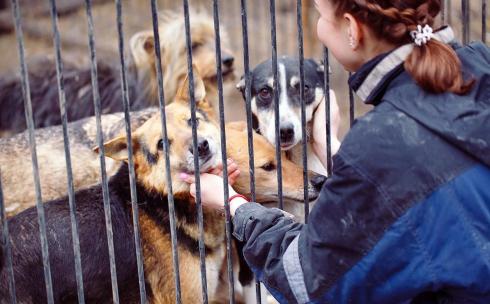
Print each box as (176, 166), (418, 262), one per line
(280, 125), (295, 143)
(311, 174), (327, 191)
(189, 139), (211, 158)
(222, 55), (234, 68)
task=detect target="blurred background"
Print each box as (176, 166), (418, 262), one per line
(0, 0), (487, 138)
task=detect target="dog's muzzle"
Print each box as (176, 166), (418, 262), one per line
(279, 124), (296, 149)
(186, 137), (219, 173)
(189, 138), (212, 162)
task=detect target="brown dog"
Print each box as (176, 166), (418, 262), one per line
(0, 9), (234, 137)
(0, 71), (324, 303)
(0, 75), (226, 303)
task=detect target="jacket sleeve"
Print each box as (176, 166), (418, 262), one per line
(232, 152), (394, 303)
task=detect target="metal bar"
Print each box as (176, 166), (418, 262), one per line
(240, 0), (257, 204)
(323, 48), (332, 176)
(349, 72), (355, 127)
(10, 0), (54, 302)
(148, 0), (182, 302)
(269, 0), (284, 211)
(441, 0), (446, 24)
(290, 0), (296, 55)
(296, 0), (309, 223)
(448, 0), (453, 25)
(211, 1), (236, 302)
(113, 0), (147, 302)
(483, 0), (487, 44)
(252, 0), (260, 65)
(462, 0), (470, 44)
(239, 1), (261, 301)
(182, 1), (209, 302)
(46, 0), (85, 302)
(83, 1), (121, 302)
(0, 172), (17, 304)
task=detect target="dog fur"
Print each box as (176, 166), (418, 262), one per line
(237, 56), (341, 177)
(0, 73), (226, 303)
(0, 9), (234, 137)
(0, 72), (324, 303)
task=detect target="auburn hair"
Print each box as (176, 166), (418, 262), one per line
(330, 0), (474, 95)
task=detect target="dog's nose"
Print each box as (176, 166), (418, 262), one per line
(189, 139), (210, 158)
(280, 125), (295, 143)
(310, 174), (327, 191)
(222, 55), (234, 68)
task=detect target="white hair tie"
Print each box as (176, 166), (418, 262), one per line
(410, 25), (434, 46)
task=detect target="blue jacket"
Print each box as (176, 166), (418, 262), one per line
(232, 27), (490, 303)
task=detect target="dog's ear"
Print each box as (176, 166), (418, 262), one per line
(176, 65), (207, 103)
(309, 59), (331, 76)
(93, 136), (130, 161)
(236, 75), (245, 94)
(130, 30), (157, 68)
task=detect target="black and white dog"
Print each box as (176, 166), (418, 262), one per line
(237, 56), (340, 176)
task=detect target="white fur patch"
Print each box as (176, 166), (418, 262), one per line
(290, 76), (300, 88)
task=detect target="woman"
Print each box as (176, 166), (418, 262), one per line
(181, 0), (490, 302)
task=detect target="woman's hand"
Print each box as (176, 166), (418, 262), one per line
(312, 89), (341, 168)
(180, 159), (246, 213)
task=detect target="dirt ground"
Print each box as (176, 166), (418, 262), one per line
(0, 0), (487, 138)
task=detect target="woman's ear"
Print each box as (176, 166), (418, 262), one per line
(343, 13), (362, 50)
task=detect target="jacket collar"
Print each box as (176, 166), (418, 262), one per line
(349, 26), (456, 105)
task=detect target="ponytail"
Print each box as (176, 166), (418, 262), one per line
(330, 0), (474, 95)
(405, 39), (474, 95)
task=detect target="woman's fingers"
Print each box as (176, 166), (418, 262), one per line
(228, 169), (240, 185)
(179, 172), (195, 184)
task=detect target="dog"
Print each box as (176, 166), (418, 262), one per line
(236, 56), (341, 177)
(0, 78), (226, 303)
(0, 72), (325, 303)
(0, 107), (324, 219)
(0, 9), (234, 137)
(236, 56), (341, 225)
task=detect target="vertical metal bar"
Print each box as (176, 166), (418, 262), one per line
(240, 0), (257, 204)
(182, 1), (209, 302)
(239, 1), (261, 301)
(462, 0), (470, 44)
(441, 0), (446, 24)
(10, 0), (54, 302)
(349, 72), (355, 127)
(296, 0), (309, 223)
(448, 0), (453, 25)
(252, 0), (260, 65)
(83, 0), (120, 302)
(212, 1), (236, 302)
(0, 173), (17, 304)
(46, 0), (85, 302)
(322, 48), (332, 176)
(269, 0), (284, 211)
(148, 1), (182, 302)
(483, 0), (487, 44)
(113, 0), (147, 302)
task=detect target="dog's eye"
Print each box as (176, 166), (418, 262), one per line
(260, 162), (276, 171)
(259, 88), (271, 100)
(157, 139), (172, 150)
(191, 42), (202, 50)
(304, 85), (310, 92)
(187, 118), (200, 128)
